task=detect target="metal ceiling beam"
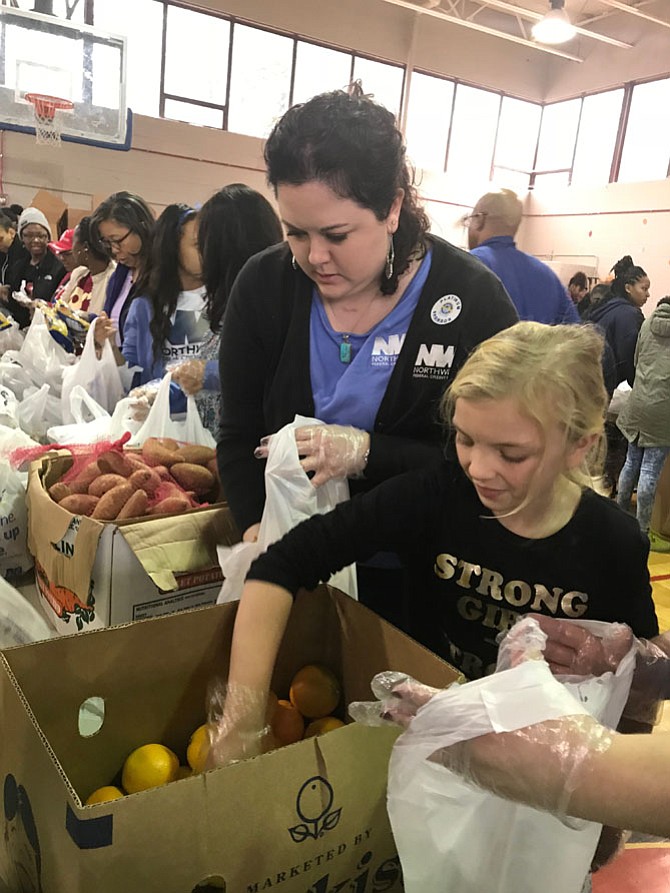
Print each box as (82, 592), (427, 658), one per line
(381, 0), (584, 61)
(595, 0), (670, 29)
(477, 0), (633, 47)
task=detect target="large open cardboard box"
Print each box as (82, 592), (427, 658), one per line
(0, 587), (460, 892)
(26, 454), (239, 633)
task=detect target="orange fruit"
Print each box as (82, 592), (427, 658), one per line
(289, 664), (341, 719)
(304, 716), (345, 738)
(85, 785), (124, 806)
(175, 765), (193, 780)
(121, 743), (179, 794)
(186, 724), (210, 774)
(271, 699), (305, 746)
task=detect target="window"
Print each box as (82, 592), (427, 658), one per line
(164, 7), (229, 107)
(447, 84), (500, 186)
(293, 42), (352, 106)
(618, 78), (670, 183)
(535, 98), (581, 172)
(94, 0), (163, 117)
(227, 24), (293, 139)
(164, 99), (223, 129)
(352, 56), (404, 116)
(571, 90), (623, 186)
(404, 72), (454, 173)
(493, 96), (541, 191)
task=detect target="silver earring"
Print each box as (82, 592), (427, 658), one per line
(385, 236), (395, 280)
(291, 255), (298, 271)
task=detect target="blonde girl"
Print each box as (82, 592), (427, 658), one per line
(213, 322), (658, 763)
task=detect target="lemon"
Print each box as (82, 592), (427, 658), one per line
(304, 716), (345, 738)
(121, 743), (179, 794)
(186, 724), (210, 774)
(85, 785), (124, 806)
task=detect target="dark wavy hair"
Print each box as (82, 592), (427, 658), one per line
(75, 216), (111, 264)
(147, 203), (197, 360)
(198, 184), (283, 333)
(568, 271), (588, 290)
(609, 255), (647, 302)
(90, 191), (155, 296)
(264, 84), (430, 295)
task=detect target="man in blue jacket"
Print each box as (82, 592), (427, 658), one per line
(466, 189), (579, 325)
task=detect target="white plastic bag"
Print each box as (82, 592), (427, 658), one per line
(16, 384), (50, 439)
(216, 415), (358, 604)
(0, 459), (33, 579)
(47, 386), (112, 444)
(128, 372), (215, 448)
(61, 321), (125, 422)
(0, 575), (52, 646)
(0, 385), (19, 429)
(387, 619), (636, 893)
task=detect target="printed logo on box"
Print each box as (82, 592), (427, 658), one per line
(288, 775), (341, 843)
(35, 560), (95, 631)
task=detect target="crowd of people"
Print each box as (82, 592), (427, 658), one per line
(1, 85), (669, 883)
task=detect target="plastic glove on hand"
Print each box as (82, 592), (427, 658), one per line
(93, 312), (116, 347)
(168, 358), (206, 396)
(254, 424), (370, 488)
(349, 671), (440, 729)
(205, 682), (276, 769)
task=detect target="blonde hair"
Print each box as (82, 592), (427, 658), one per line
(443, 321), (608, 490)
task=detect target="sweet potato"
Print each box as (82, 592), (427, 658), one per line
(142, 437), (185, 468)
(58, 494), (100, 517)
(116, 488), (149, 520)
(129, 467), (162, 496)
(170, 463), (215, 496)
(91, 483), (134, 521)
(149, 495), (191, 515)
(97, 450), (138, 478)
(88, 473), (126, 497)
(206, 458), (219, 478)
(153, 465), (171, 480)
(67, 460), (101, 494)
(175, 444), (216, 465)
(49, 482), (72, 502)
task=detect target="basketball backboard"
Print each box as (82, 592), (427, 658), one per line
(0, 6), (131, 149)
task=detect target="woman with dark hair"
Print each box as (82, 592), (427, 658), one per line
(586, 255), (650, 394)
(57, 217), (116, 314)
(169, 183), (283, 434)
(586, 256), (650, 496)
(90, 191), (155, 345)
(218, 86), (518, 624)
(115, 203), (207, 394)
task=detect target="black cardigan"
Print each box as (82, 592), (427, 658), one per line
(218, 235), (518, 533)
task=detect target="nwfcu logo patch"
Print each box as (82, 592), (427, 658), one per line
(413, 343), (455, 379)
(371, 334), (405, 367)
(288, 776), (342, 842)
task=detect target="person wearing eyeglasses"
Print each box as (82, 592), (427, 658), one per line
(2, 207), (65, 327)
(465, 189), (578, 326)
(89, 191), (156, 346)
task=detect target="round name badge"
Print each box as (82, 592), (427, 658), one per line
(431, 294), (462, 325)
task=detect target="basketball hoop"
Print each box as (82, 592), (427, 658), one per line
(24, 93), (74, 148)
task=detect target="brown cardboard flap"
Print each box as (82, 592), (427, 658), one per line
(26, 457), (105, 603)
(118, 505), (239, 591)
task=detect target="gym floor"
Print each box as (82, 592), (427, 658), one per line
(592, 550), (670, 893)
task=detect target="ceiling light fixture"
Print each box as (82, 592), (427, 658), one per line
(532, 0), (577, 45)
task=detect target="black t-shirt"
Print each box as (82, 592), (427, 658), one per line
(248, 462), (658, 679)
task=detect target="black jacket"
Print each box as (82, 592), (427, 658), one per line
(586, 296), (644, 393)
(218, 235), (518, 533)
(6, 249), (65, 327)
(0, 235), (28, 286)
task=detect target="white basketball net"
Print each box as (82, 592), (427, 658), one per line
(27, 97), (68, 148)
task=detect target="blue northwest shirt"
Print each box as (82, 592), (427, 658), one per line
(310, 249), (433, 429)
(471, 236), (578, 325)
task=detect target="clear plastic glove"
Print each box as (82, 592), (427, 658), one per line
(167, 358), (206, 396)
(205, 680), (276, 769)
(94, 312), (116, 347)
(254, 424), (370, 488)
(506, 615), (667, 724)
(127, 380), (161, 423)
(349, 671), (441, 729)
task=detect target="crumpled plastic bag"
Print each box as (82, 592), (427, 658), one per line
(216, 414), (357, 605)
(0, 574), (52, 646)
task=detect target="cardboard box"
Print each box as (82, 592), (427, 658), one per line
(0, 586), (461, 893)
(26, 454), (239, 633)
